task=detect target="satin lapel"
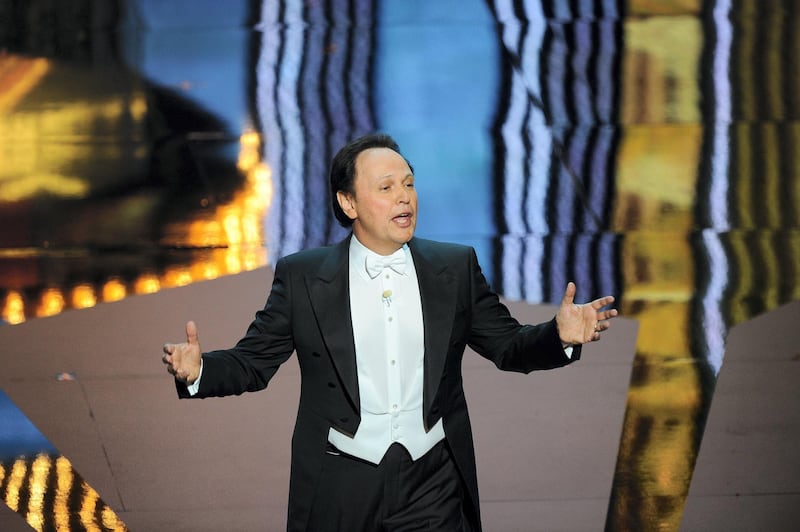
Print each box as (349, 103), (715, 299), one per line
(409, 239), (458, 419)
(307, 237), (359, 411)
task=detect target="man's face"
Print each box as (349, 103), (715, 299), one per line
(337, 147), (417, 255)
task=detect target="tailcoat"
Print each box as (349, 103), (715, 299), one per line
(179, 235), (580, 531)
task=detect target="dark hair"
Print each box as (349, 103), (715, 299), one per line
(329, 133), (413, 227)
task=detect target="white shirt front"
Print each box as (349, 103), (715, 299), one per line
(327, 236), (445, 464)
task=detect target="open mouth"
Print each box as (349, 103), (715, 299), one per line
(393, 213), (413, 226)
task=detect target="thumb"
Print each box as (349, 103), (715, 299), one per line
(561, 282), (576, 307)
(185, 320), (199, 346)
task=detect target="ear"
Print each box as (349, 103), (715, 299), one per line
(336, 190), (358, 221)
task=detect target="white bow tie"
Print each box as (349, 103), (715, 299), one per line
(365, 249), (407, 279)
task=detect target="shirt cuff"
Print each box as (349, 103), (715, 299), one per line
(563, 345), (574, 359)
(185, 359), (203, 396)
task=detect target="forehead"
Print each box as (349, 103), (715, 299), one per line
(354, 147), (411, 180)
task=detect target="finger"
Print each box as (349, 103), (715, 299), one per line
(592, 295), (615, 309)
(600, 309), (618, 321)
(161, 353), (171, 365)
(186, 320), (199, 346)
(163, 343), (173, 355)
(561, 282), (576, 307)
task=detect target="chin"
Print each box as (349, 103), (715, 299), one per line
(396, 230), (415, 243)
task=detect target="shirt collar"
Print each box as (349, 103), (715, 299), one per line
(350, 234), (411, 282)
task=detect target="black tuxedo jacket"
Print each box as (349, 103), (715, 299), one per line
(180, 235), (580, 531)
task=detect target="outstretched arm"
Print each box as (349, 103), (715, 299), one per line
(555, 282), (618, 346)
(162, 320), (203, 384)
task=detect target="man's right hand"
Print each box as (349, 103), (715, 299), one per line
(162, 321), (202, 384)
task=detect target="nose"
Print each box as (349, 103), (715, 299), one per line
(397, 186), (411, 203)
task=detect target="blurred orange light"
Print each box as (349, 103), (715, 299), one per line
(102, 278), (128, 302)
(3, 291), (26, 324)
(163, 268), (193, 288)
(37, 289), (65, 317)
(134, 274), (161, 295)
(71, 284), (97, 309)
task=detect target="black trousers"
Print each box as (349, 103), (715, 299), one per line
(306, 440), (470, 531)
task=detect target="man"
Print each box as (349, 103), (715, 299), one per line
(162, 133), (618, 531)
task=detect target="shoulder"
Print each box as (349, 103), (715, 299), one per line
(409, 237), (477, 268)
(279, 245), (335, 265)
(273, 238), (349, 277)
(410, 237), (474, 256)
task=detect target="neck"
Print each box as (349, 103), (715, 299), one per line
(351, 232), (407, 256)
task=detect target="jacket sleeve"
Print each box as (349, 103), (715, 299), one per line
(464, 248), (581, 373)
(181, 257), (296, 398)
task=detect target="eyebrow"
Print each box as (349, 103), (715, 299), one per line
(377, 172), (414, 180)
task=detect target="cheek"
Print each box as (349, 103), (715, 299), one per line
(369, 200), (392, 219)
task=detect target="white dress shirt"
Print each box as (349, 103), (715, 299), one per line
(327, 236), (445, 464)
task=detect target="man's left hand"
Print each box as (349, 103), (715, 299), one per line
(556, 282), (618, 345)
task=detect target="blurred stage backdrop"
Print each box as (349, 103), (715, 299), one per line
(1, 0), (798, 530)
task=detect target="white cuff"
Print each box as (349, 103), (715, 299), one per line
(563, 345), (574, 359)
(185, 359), (203, 396)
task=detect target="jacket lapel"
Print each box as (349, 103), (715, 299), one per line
(409, 239), (458, 424)
(307, 236), (360, 413)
